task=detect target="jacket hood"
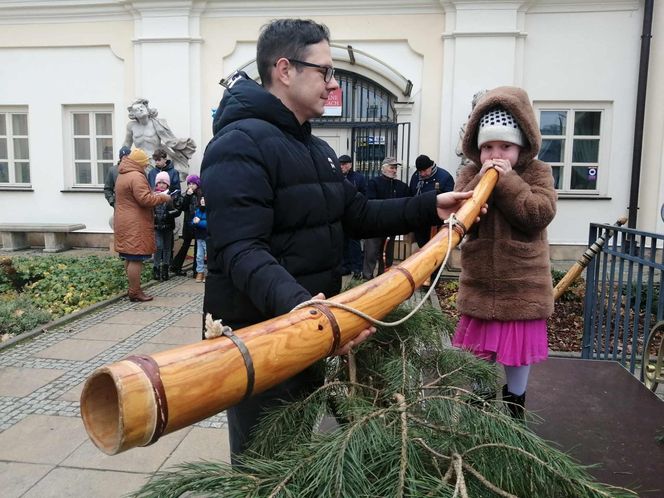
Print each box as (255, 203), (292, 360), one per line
(118, 157), (147, 175)
(212, 72), (311, 141)
(462, 86), (541, 168)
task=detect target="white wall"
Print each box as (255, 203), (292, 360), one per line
(0, 46), (124, 232)
(524, 7), (641, 244)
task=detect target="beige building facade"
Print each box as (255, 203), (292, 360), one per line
(0, 0), (662, 256)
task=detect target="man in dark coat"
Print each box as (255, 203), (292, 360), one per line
(409, 154), (455, 248)
(103, 146), (131, 208)
(339, 154), (366, 278)
(362, 157), (411, 280)
(201, 18), (474, 463)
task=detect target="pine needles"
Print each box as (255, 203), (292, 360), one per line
(131, 305), (636, 498)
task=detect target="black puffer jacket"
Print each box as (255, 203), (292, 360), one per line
(201, 74), (440, 329)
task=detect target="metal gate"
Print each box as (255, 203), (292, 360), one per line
(351, 122), (411, 181)
(582, 223), (664, 375)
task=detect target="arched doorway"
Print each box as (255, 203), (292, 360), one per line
(311, 70), (411, 182)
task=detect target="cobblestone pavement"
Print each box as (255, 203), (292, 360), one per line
(0, 273), (229, 498)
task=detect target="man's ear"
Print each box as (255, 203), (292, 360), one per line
(273, 57), (291, 87)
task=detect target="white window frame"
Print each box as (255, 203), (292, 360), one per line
(63, 105), (114, 188)
(533, 101), (612, 197)
(0, 107), (31, 187)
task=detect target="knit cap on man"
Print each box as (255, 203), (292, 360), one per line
(477, 107), (525, 148)
(155, 171), (171, 186)
(128, 148), (150, 167)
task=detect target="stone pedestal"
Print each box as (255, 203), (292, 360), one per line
(1, 232), (29, 251)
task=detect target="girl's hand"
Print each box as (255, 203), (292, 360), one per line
(480, 159), (512, 176)
(193, 216), (200, 223)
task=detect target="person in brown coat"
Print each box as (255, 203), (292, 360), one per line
(113, 148), (171, 302)
(452, 86), (557, 419)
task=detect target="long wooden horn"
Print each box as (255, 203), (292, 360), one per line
(552, 215), (627, 301)
(80, 169), (498, 455)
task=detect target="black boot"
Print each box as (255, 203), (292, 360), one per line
(468, 382), (496, 407)
(502, 384), (526, 420)
(152, 266), (161, 281)
(161, 264), (169, 281)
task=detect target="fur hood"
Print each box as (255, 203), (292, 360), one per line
(462, 86), (541, 169)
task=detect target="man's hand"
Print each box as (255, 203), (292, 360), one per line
(309, 292), (377, 356)
(435, 190), (487, 223)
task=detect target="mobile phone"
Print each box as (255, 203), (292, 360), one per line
(169, 189), (181, 196)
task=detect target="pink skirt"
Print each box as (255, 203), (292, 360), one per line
(452, 315), (548, 367)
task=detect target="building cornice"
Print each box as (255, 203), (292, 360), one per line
(0, 0), (444, 24)
(0, 0), (642, 25)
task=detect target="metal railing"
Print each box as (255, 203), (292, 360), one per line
(582, 223), (664, 376)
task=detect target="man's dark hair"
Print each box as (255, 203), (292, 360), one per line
(257, 19), (330, 87)
(152, 148), (168, 160)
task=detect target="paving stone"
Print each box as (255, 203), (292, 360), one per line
(128, 342), (177, 356)
(62, 427), (191, 473)
(150, 325), (202, 345)
(171, 313), (204, 329)
(145, 295), (198, 308)
(160, 426), (230, 470)
(0, 367), (67, 397)
(102, 310), (167, 325)
(0, 461), (53, 498)
(73, 322), (143, 341)
(172, 281), (205, 293)
(0, 415), (88, 464)
(33, 338), (118, 362)
(21, 467), (150, 498)
(58, 381), (84, 402)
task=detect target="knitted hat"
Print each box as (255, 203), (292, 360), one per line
(186, 174), (201, 187)
(155, 171), (170, 186)
(415, 154), (434, 171)
(128, 148), (150, 167)
(477, 107), (525, 148)
(118, 146), (131, 160)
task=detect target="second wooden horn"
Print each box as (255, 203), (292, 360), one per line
(80, 170), (498, 455)
(552, 215), (627, 301)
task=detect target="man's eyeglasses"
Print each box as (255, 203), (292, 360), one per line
(287, 58), (335, 83)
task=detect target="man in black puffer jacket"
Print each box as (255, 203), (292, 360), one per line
(201, 18), (474, 463)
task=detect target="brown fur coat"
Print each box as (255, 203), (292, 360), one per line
(454, 86), (557, 321)
(114, 157), (169, 256)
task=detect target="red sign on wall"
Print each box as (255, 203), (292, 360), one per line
(323, 88), (343, 116)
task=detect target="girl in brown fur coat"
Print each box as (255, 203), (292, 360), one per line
(452, 86), (557, 418)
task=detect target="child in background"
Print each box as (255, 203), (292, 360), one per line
(192, 196), (208, 282)
(152, 171), (180, 281)
(452, 86), (557, 419)
(171, 174), (202, 277)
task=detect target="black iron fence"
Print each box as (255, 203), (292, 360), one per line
(582, 223), (664, 376)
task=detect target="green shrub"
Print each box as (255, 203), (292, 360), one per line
(1, 255), (152, 337)
(0, 293), (51, 336)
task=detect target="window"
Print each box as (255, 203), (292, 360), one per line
(536, 103), (610, 194)
(66, 108), (114, 186)
(0, 110), (30, 185)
